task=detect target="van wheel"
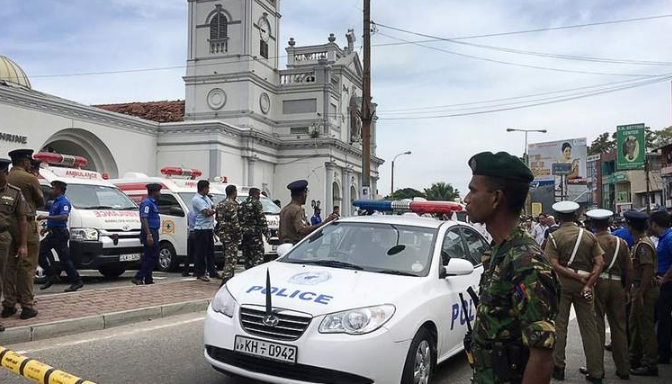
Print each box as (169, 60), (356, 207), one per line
(98, 265), (126, 278)
(158, 242), (178, 272)
(401, 328), (436, 384)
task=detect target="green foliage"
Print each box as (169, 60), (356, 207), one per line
(387, 188), (426, 200)
(423, 182), (460, 201)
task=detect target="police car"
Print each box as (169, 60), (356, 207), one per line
(204, 200), (487, 384)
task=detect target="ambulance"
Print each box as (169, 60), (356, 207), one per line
(33, 152), (143, 278)
(112, 168), (227, 272)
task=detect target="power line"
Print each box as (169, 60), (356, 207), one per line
(377, 75), (672, 120)
(375, 31), (661, 78)
(386, 13), (672, 41)
(377, 77), (656, 112)
(375, 23), (672, 67)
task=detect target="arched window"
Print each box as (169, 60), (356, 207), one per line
(210, 13), (228, 40)
(209, 12), (228, 54)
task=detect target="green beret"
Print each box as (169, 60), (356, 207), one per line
(468, 151), (534, 183)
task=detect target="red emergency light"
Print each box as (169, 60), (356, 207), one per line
(33, 152), (88, 168)
(353, 200), (463, 215)
(160, 167), (203, 179)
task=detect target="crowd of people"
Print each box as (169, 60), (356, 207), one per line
(514, 204), (671, 381)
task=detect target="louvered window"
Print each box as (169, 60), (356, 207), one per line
(210, 13), (228, 40)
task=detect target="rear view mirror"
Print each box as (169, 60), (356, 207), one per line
(441, 258), (474, 278)
(169, 206), (185, 217)
(276, 243), (293, 258)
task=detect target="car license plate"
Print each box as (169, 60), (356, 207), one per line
(234, 335), (297, 364)
(119, 254), (141, 262)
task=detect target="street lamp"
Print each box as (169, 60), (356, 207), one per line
(391, 150), (412, 194)
(506, 128), (548, 165)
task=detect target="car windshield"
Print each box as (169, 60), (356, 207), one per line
(237, 195), (281, 215)
(65, 184), (137, 210)
(179, 193), (226, 207)
(281, 222), (437, 277)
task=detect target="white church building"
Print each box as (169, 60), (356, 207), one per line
(0, 0), (382, 215)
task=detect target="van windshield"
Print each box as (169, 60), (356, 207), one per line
(237, 195), (281, 215)
(66, 185), (138, 210)
(178, 193), (226, 207)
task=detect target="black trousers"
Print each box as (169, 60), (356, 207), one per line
(39, 228), (81, 284)
(181, 231), (196, 273)
(194, 229), (217, 277)
(657, 281), (672, 360)
(136, 230), (159, 283)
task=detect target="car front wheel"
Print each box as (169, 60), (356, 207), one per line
(158, 242), (178, 272)
(401, 328), (436, 384)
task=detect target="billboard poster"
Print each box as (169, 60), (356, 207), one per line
(528, 138), (589, 203)
(617, 123), (645, 170)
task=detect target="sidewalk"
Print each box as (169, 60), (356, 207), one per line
(0, 279), (219, 345)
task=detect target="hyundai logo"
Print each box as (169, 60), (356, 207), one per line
(262, 314), (280, 327)
(122, 225), (130, 232)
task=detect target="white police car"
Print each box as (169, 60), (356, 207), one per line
(204, 200), (487, 384)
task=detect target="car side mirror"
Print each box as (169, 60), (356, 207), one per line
(276, 243), (293, 258)
(169, 206), (185, 217)
(441, 258), (474, 278)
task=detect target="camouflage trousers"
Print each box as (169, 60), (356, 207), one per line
(472, 368), (522, 384)
(220, 232), (239, 280)
(242, 233), (264, 270)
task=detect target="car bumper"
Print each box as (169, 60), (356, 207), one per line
(70, 237), (143, 268)
(203, 306), (408, 384)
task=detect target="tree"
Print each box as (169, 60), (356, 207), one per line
(651, 126), (672, 149)
(588, 132), (615, 155)
(387, 188), (426, 200)
(424, 182), (460, 201)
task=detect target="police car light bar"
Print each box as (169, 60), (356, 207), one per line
(353, 200), (463, 215)
(212, 176), (229, 183)
(33, 152), (88, 168)
(160, 167), (203, 179)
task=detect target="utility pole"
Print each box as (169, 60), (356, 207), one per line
(645, 152), (651, 214)
(361, 0), (372, 199)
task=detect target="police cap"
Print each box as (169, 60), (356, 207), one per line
(8, 149), (34, 161)
(552, 201), (580, 214)
(51, 180), (67, 189)
(468, 151), (534, 183)
(146, 183), (162, 192)
(586, 209), (613, 221)
(30, 159), (42, 170)
(624, 210), (648, 222)
(287, 180), (308, 193)
(0, 158), (11, 172)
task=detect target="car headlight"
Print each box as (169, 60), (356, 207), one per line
(211, 286), (236, 318)
(319, 305), (395, 335)
(70, 228), (99, 241)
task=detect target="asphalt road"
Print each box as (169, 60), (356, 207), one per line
(0, 312), (670, 384)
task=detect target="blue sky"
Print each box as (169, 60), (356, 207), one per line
(2, 0), (672, 196)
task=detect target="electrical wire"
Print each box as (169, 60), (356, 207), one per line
(374, 23), (672, 67)
(377, 74), (672, 120)
(375, 31), (661, 78)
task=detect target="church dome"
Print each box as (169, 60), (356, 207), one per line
(0, 55), (32, 89)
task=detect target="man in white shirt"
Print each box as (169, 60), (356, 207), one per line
(531, 213), (549, 245)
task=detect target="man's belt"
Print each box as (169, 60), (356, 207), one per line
(569, 268), (591, 277)
(26, 216), (36, 221)
(599, 272), (621, 281)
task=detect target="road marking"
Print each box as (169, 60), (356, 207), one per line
(16, 316), (206, 355)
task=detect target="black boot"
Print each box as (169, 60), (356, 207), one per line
(579, 367), (589, 375)
(40, 276), (59, 290)
(64, 281), (84, 292)
(1, 307), (17, 318)
(131, 277), (144, 285)
(630, 365), (658, 376)
(585, 375), (602, 384)
(553, 366), (565, 381)
(19, 307), (38, 320)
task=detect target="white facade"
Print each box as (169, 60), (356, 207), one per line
(0, 0), (382, 216)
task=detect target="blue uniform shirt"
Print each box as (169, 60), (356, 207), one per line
(192, 193), (215, 230)
(657, 228), (672, 275)
(48, 194), (71, 228)
(612, 227), (634, 248)
(187, 211), (196, 233)
(311, 214), (322, 226)
(139, 196), (161, 230)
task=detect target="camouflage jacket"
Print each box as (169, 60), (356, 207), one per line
(473, 227), (559, 351)
(215, 199), (241, 239)
(239, 196), (268, 236)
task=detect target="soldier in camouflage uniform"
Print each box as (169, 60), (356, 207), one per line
(464, 152), (559, 384)
(216, 185), (241, 284)
(240, 187), (269, 270)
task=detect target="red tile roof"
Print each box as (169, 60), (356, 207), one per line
(94, 100), (185, 123)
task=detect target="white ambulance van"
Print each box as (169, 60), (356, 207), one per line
(34, 152), (143, 278)
(111, 168), (226, 272)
